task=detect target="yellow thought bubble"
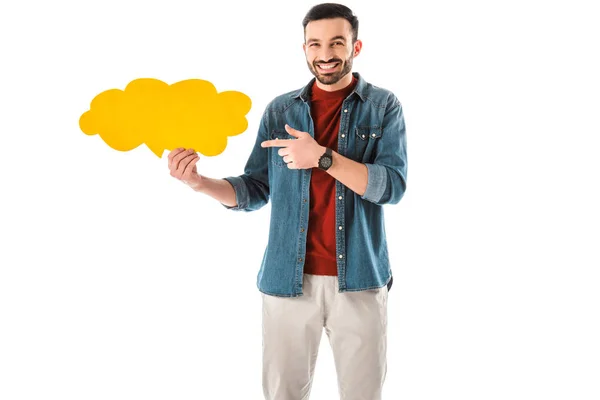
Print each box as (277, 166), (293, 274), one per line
(79, 78), (252, 157)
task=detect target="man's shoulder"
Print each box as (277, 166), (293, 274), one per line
(259, 74), (402, 113)
(361, 80), (401, 109)
(264, 87), (303, 114)
(365, 82), (396, 98)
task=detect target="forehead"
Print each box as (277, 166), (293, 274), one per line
(304, 18), (352, 40)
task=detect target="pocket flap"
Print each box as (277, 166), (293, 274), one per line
(271, 129), (294, 140)
(355, 126), (382, 140)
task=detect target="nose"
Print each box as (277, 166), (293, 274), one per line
(317, 47), (336, 63)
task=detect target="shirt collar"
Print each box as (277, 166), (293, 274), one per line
(292, 72), (367, 103)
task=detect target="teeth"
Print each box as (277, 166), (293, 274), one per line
(319, 63), (338, 69)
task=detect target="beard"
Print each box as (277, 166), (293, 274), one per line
(307, 54), (353, 86)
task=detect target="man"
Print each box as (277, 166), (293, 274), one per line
(167, 3), (407, 399)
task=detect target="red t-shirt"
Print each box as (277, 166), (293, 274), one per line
(304, 75), (358, 276)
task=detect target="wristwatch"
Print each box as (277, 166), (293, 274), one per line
(318, 147), (333, 171)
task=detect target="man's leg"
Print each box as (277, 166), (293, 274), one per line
(262, 274), (326, 400)
(324, 279), (388, 400)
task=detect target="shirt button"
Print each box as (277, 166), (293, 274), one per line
(300, 228), (304, 232)
(303, 198), (307, 203)
(344, 109), (348, 113)
(338, 226), (343, 230)
(339, 254), (343, 259)
(372, 133), (376, 138)
(338, 196), (343, 200)
(341, 134), (345, 138)
(362, 134), (366, 139)
(298, 258), (303, 262)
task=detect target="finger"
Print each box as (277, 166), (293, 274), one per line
(261, 139), (291, 148)
(278, 148), (290, 157)
(285, 124), (303, 137)
(170, 149), (188, 171)
(174, 153), (198, 178)
(182, 155), (200, 180)
(167, 148), (185, 167)
(171, 149), (195, 172)
(168, 147), (184, 161)
(282, 155), (293, 164)
(178, 153), (198, 173)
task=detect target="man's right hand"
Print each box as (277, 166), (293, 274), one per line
(168, 148), (204, 190)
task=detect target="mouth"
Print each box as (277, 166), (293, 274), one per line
(316, 62), (340, 73)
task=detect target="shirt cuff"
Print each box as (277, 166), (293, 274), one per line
(222, 176), (248, 210)
(361, 163), (387, 203)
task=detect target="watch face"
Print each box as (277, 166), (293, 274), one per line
(320, 156), (332, 169)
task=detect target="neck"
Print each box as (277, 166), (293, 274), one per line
(315, 72), (353, 92)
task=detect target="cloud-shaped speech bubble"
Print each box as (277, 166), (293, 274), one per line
(79, 78), (251, 157)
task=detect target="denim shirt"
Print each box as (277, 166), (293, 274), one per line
(223, 72), (407, 297)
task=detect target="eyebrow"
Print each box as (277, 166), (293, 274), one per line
(306, 35), (347, 44)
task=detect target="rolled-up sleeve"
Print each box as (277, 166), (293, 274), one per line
(222, 176), (250, 210)
(361, 163), (387, 203)
(221, 112), (270, 212)
(361, 96), (407, 205)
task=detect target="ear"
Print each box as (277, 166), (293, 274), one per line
(302, 42), (306, 53)
(353, 39), (363, 58)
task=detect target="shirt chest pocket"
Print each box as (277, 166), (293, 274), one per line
(354, 125), (383, 163)
(270, 129), (295, 167)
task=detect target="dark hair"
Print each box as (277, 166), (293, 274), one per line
(302, 3), (359, 43)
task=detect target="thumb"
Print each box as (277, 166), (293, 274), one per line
(285, 124), (303, 137)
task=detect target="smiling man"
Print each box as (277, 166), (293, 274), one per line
(167, 3), (407, 399)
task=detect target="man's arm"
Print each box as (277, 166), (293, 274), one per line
(324, 96), (407, 205)
(167, 148), (239, 206)
(191, 177), (237, 207)
(220, 111), (270, 211)
(324, 151), (369, 196)
(167, 111), (270, 211)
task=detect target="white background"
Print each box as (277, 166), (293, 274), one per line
(1, 0), (599, 399)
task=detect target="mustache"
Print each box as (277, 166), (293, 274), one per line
(315, 59), (343, 65)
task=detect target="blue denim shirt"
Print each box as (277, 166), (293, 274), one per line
(223, 72), (407, 297)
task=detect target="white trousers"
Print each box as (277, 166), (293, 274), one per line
(261, 273), (388, 400)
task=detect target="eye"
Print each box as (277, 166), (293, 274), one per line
(334, 42), (343, 46)
(309, 43), (320, 47)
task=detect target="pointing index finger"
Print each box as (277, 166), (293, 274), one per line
(261, 139), (292, 148)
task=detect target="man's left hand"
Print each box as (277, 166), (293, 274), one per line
(261, 124), (325, 169)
